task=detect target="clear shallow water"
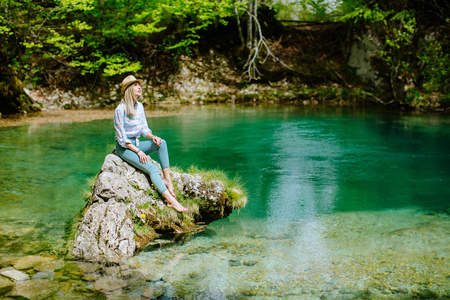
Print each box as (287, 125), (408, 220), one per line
(0, 105), (449, 297)
(135, 208), (449, 299)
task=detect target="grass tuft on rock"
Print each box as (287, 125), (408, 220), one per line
(81, 175), (97, 202)
(172, 165), (247, 210)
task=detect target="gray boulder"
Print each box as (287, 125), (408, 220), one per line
(72, 153), (246, 264)
(72, 201), (135, 264)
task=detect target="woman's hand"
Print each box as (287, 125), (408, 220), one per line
(137, 150), (148, 164)
(152, 135), (162, 146)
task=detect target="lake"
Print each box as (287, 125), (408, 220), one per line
(0, 104), (449, 298)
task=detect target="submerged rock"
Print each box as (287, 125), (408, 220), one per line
(93, 276), (128, 292)
(9, 279), (59, 300)
(31, 271), (55, 280)
(34, 259), (64, 272)
(12, 255), (55, 270)
(0, 268), (30, 281)
(0, 277), (14, 295)
(71, 153), (246, 264)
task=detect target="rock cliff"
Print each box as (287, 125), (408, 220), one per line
(71, 153), (246, 264)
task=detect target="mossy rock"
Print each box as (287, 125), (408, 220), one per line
(70, 154), (247, 263)
(0, 74), (40, 114)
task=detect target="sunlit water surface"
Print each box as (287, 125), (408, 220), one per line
(0, 104), (449, 298)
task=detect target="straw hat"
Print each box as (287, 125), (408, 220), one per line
(121, 75), (143, 94)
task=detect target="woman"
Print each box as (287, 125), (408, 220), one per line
(114, 75), (188, 212)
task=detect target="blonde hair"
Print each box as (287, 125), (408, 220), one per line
(123, 83), (140, 118)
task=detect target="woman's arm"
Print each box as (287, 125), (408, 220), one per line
(115, 104), (148, 163)
(145, 131), (162, 146)
(114, 105), (132, 148)
(136, 103), (161, 146)
(126, 142), (148, 164)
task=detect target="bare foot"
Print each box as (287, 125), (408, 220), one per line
(163, 179), (176, 197)
(167, 201), (188, 212)
(162, 191), (188, 212)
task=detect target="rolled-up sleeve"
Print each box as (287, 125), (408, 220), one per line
(114, 105), (132, 148)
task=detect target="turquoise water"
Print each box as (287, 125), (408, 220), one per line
(0, 105), (449, 257)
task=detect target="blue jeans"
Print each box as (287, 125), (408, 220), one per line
(115, 139), (170, 194)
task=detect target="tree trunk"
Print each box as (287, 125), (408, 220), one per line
(247, 0), (254, 50)
(252, 0), (258, 49)
(235, 4), (245, 47)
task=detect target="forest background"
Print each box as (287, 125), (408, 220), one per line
(1, 0), (449, 114)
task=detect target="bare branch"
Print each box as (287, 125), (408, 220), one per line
(360, 91), (394, 105)
(243, 11), (295, 81)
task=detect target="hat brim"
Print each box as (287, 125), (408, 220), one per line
(121, 79), (143, 94)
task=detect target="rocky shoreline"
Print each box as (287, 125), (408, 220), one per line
(9, 50), (381, 117)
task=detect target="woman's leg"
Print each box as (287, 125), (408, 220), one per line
(162, 168), (176, 197)
(136, 139), (170, 168)
(162, 191), (188, 212)
(140, 139), (176, 197)
(115, 142), (187, 212)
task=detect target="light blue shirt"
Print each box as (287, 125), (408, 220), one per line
(114, 101), (151, 147)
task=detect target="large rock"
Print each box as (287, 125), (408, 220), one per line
(72, 201), (135, 264)
(72, 153), (246, 263)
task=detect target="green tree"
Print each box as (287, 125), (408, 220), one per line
(1, 0), (238, 88)
(340, 1), (449, 105)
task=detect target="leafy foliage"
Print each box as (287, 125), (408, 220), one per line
(417, 39), (450, 95)
(1, 0), (238, 87)
(339, 1), (450, 106)
(1, 0), (449, 111)
(272, 0), (363, 21)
